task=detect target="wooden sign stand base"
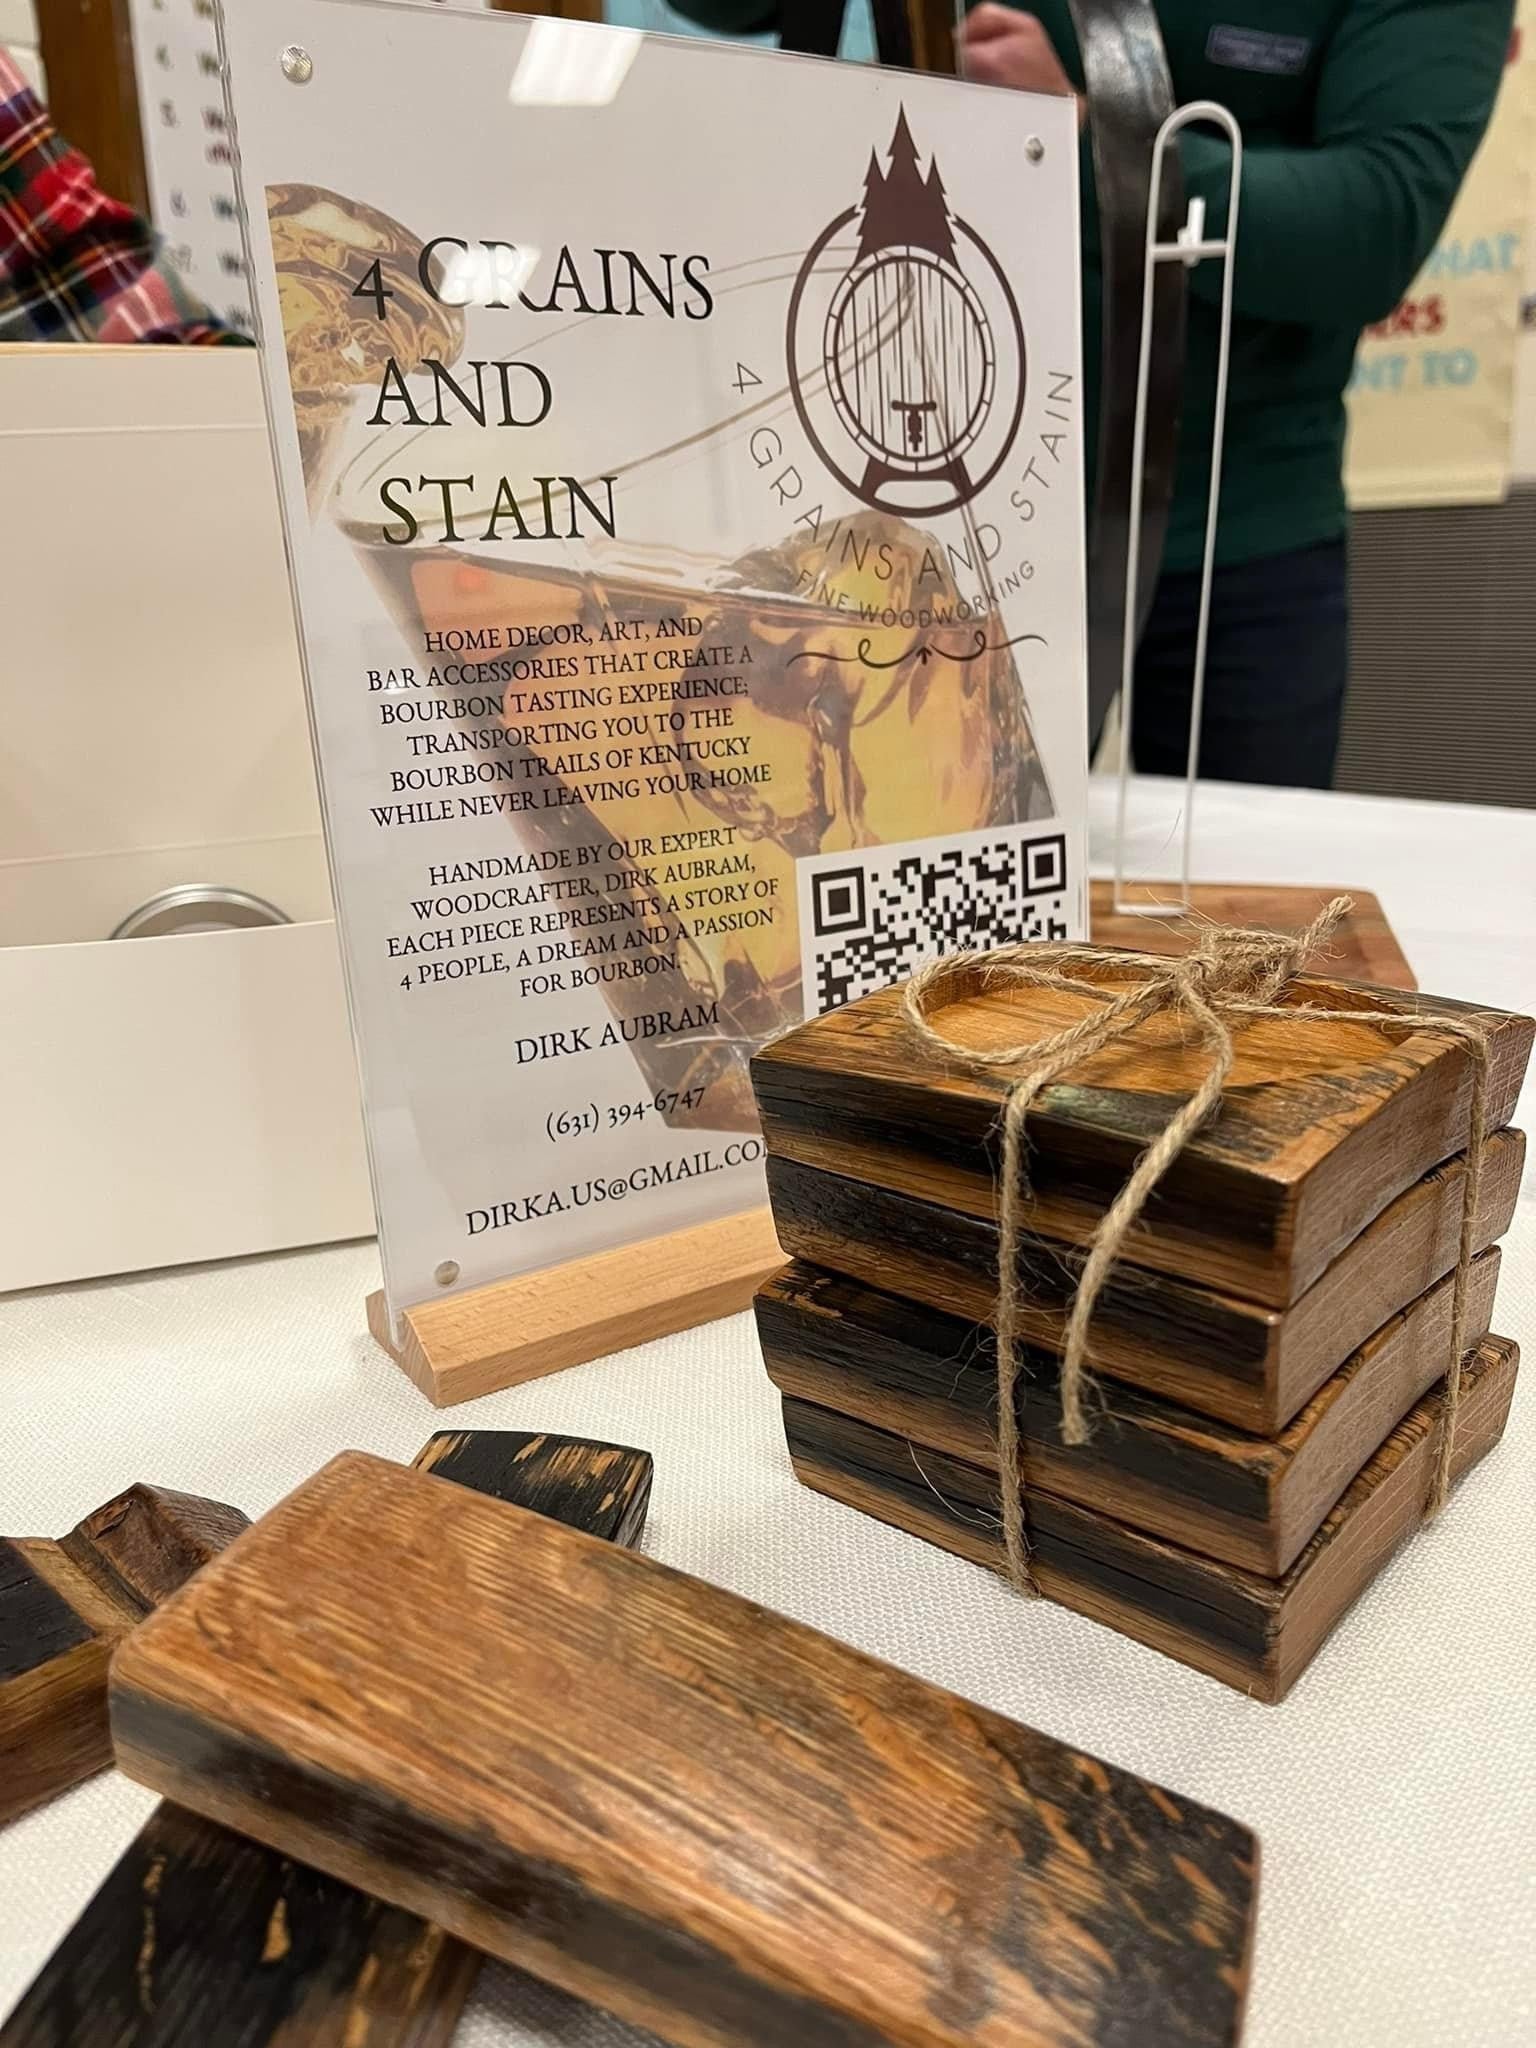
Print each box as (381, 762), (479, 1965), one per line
(367, 1207), (784, 1407)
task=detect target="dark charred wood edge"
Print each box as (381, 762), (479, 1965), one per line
(0, 1434), (655, 2048)
(108, 1685), (905, 2048)
(57, 1489), (251, 1621)
(2, 1492), (251, 1832)
(752, 999), (1533, 1302)
(0, 1543), (92, 1685)
(784, 1397), (1282, 1659)
(757, 1247), (1502, 1566)
(0, 1799), (471, 2048)
(765, 1132), (1523, 1426)
(107, 1667), (1257, 2048)
(754, 1075), (1289, 1267)
(780, 1334), (1517, 1667)
(757, 1269), (1273, 1523)
(766, 1153), (1275, 1381)
(413, 1432), (653, 1550)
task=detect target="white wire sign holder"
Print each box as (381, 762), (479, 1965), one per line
(1111, 100), (1243, 916)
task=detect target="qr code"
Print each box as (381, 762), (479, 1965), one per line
(797, 822), (1072, 1016)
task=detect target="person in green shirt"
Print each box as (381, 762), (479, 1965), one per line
(674, 0), (1514, 787)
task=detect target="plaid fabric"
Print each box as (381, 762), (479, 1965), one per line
(0, 51), (248, 345)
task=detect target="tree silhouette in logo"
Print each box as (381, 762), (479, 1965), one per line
(856, 109), (958, 266)
(788, 106), (1025, 518)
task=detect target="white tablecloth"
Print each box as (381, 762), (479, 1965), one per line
(4, 776), (1535, 2047)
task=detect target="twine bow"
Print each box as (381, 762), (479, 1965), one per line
(903, 900), (1492, 1596)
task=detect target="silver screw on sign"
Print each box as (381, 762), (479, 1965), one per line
(280, 45), (314, 83)
(434, 1260), (461, 1288)
(1025, 136), (1045, 163)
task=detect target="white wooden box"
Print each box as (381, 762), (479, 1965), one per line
(0, 346), (373, 1290)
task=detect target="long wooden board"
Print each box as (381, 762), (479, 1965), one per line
(1, 1486), (248, 1826)
(1, 1432), (652, 2048)
(759, 1247), (1500, 1576)
(765, 1131), (1522, 1430)
(782, 1335), (1519, 1701)
(109, 1454), (1260, 2048)
(1089, 883), (1415, 991)
(753, 970), (1533, 1307)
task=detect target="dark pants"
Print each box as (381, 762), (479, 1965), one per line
(1130, 538), (1349, 789)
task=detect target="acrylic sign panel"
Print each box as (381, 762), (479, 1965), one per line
(221, 0), (1088, 1316)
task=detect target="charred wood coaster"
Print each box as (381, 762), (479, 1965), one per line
(751, 969), (1532, 1308)
(782, 1335), (1519, 1701)
(758, 1247), (1501, 1575)
(1, 1432), (651, 2048)
(764, 1130), (1521, 1431)
(110, 1451), (1259, 2048)
(1, 1484), (248, 1826)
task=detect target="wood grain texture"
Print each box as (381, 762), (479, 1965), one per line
(368, 1207), (783, 1406)
(1089, 884), (1415, 992)
(759, 1250), (1500, 1576)
(35, 0), (150, 218)
(2, 1433), (653, 2048)
(766, 1132), (1521, 1431)
(0, 1543), (107, 1831)
(753, 969), (1533, 1307)
(110, 1454), (1259, 2048)
(1, 1489), (248, 1827)
(0, 1802), (476, 2048)
(413, 1430), (653, 1548)
(57, 1488), (252, 1618)
(783, 1334), (1519, 1701)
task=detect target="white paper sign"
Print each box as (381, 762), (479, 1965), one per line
(221, 0), (1088, 1319)
(129, 0), (254, 331)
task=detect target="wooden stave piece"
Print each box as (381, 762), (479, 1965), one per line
(413, 1429), (653, 1548)
(1, 1800), (476, 2048)
(56, 1487), (253, 1617)
(759, 1245), (1501, 1576)
(765, 1130), (1522, 1430)
(109, 1453), (1259, 2048)
(781, 1334), (1519, 1701)
(0, 1542), (114, 1832)
(1, 1488), (249, 1828)
(751, 971), (1534, 1308)
(1, 1432), (653, 2048)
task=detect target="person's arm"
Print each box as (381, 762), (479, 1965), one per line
(0, 51), (246, 344)
(1178, 0), (1513, 328)
(959, 0), (1513, 332)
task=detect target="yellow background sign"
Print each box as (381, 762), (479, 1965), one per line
(1345, 3), (1536, 508)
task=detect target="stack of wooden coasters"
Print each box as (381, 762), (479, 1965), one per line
(751, 959), (1533, 1700)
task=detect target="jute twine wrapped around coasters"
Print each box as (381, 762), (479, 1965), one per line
(903, 899), (1493, 1597)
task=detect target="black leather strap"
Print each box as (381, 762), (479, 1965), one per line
(1067, 0), (1187, 733)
